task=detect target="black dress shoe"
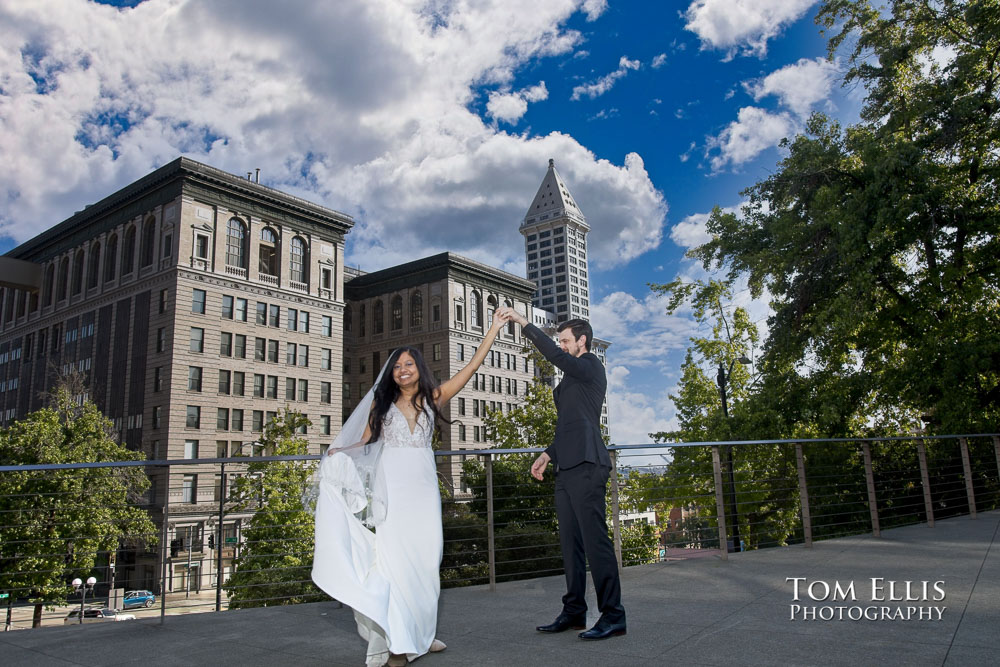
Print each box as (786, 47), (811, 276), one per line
(578, 617), (627, 640)
(536, 613), (587, 633)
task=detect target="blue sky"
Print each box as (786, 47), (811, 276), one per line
(0, 0), (862, 445)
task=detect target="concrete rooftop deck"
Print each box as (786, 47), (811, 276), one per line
(3, 510), (998, 667)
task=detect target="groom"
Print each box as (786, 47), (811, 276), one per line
(500, 308), (626, 640)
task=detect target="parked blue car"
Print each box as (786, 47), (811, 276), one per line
(122, 590), (156, 608)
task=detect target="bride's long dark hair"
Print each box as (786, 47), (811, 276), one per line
(367, 346), (450, 444)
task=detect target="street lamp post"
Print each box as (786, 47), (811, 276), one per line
(717, 356), (751, 553)
(71, 576), (97, 624)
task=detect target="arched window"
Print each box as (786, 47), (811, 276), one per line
(390, 295), (403, 331)
(104, 234), (118, 282)
(290, 236), (308, 284)
(58, 257), (69, 300)
(373, 299), (384, 335)
(88, 242), (101, 289)
(259, 227), (277, 276)
(72, 249), (85, 295)
(226, 218), (248, 269)
(359, 303), (366, 337)
(43, 264), (55, 307)
(140, 216), (156, 267)
(470, 291), (482, 328)
(410, 291), (423, 327)
(487, 295), (498, 327)
(344, 305), (352, 332)
(122, 225), (136, 275)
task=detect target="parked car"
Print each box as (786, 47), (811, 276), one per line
(122, 590), (156, 608)
(63, 608), (136, 625)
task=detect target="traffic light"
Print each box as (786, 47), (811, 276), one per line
(208, 534), (215, 550)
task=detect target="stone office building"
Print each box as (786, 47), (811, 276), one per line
(0, 157), (353, 593)
(343, 252), (537, 495)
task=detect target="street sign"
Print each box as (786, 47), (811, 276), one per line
(225, 537), (237, 544)
(0, 593), (9, 599)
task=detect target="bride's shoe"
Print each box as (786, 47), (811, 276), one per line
(385, 654), (407, 667)
(429, 639), (447, 652)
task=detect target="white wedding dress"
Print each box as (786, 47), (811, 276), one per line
(313, 403), (442, 666)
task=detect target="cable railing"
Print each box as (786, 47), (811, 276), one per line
(0, 434), (998, 629)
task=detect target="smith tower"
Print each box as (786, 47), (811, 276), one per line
(520, 159), (591, 320)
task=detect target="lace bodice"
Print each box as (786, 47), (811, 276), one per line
(383, 402), (433, 449)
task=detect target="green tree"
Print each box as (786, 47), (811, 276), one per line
(223, 409), (326, 608)
(0, 389), (155, 628)
(694, 0), (1000, 435)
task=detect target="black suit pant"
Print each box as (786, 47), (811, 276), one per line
(554, 462), (625, 623)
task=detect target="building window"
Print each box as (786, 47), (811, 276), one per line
(458, 398), (465, 416)
(192, 289), (206, 314)
(104, 234), (118, 282)
(226, 218), (248, 269)
(298, 345), (309, 367)
(287, 308), (298, 331)
(344, 306), (352, 332)
(410, 291), (423, 327)
(321, 267), (332, 292)
(266, 375), (277, 399)
(259, 228), (278, 276)
(253, 374), (265, 398)
(184, 439), (198, 459)
(391, 295), (403, 331)
(231, 409), (244, 432)
(182, 475), (197, 503)
(152, 406), (162, 429)
(373, 300), (384, 334)
(470, 291), (482, 328)
(140, 217), (156, 267)
(220, 332), (233, 357)
(298, 379), (308, 402)
(234, 334), (246, 359)
(156, 327), (166, 353)
(235, 298), (247, 322)
(254, 337), (266, 361)
(432, 303), (440, 322)
(269, 304), (280, 327)
(87, 242), (101, 289)
(233, 371), (245, 396)
(162, 233), (172, 259)
(359, 304), (366, 336)
(299, 310), (310, 333)
(433, 343), (441, 361)
(187, 366), (202, 392)
(218, 370), (231, 395)
(287, 342), (297, 365)
(122, 226), (136, 275)
(256, 302), (267, 325)
(459, 424), (466, 442)
(159, 288), (168, 313)
(186, 406), (201, 429)
(455, 302), (463, 324)
(267, 340), (278, 363)
(321, 315), (332, 337)
(222, 295), (234, 319)
(290, 236), (308, 284)
(72, 249), (84, 295)
(321, 382), (331, 404)
(189, 328), (204, 353)
(217, 408), (229, 431)
(153, 366), (163, 392)
(194, 233), (209, 260)
(252, 410), (264, 432)
(321, 415), (331, 435)
(286, 378), (296, 401)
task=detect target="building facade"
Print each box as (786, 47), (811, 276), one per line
(343, 252), (536, 495)
(0, 158), (353, 593)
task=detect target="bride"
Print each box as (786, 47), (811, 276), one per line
(313, 309), (509, 666)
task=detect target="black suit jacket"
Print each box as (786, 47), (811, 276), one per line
(523, 324), (609, 470)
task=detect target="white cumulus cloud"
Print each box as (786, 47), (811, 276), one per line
(706, 107), (795, 172)
(570, 55), (641, 101)
(744, 57), (838, 116)
(684, 0), (816, 59)
(486, 82), (549, 124)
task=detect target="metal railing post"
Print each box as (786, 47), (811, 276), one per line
(959, 437), (977, 518)
(485, 455), (496, 592)
(861, 442), (880, 538)
(711, 446), (729, 560)
(916, 439), (935, 527)
(794, 443), (812, 547)
(993, 436), (1000, 488)
(215, 463), (226, 612)
(610, 450), (623, 574)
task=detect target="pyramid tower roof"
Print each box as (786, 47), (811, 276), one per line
(522, 159), (588, 229)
